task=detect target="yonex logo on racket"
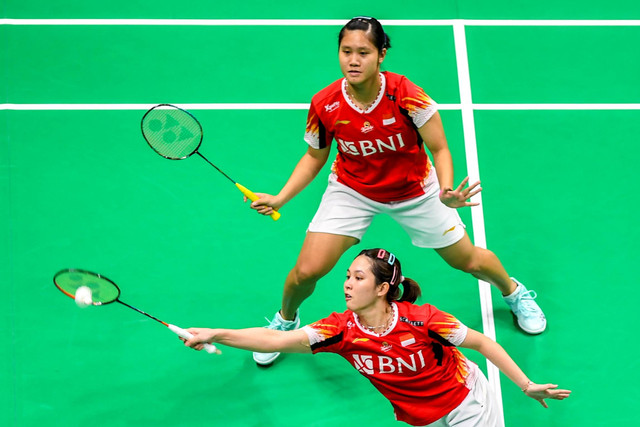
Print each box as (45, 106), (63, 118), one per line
(146, 112), (193, 141)
(142, 105), (203, 160)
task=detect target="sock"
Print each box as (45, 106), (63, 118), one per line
(503, 283), (522, 301)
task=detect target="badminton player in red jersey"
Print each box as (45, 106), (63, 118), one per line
(250, 17), (546, 366)
(183, 249), (570, 426)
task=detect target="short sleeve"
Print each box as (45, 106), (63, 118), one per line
(425, 305), (468, 347)
(397, 78), (439, 129)
(304, 101), (333, 149)
(302, 312), (346, 353)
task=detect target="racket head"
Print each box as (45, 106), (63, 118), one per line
(141, 104), (203, 160)
(53, 268), (121, 306)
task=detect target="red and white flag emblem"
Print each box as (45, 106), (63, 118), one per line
(382, 112), (396, 125)
(400, 333), (416, 347)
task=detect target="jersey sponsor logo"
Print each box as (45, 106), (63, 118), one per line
(324, 101), (340, 112)
(352, 350), (427, 375)
(352, 338), (370, 343)
(337, 132), (406, 157)
(400, 333), (416, 347)
(399, 316), (424, 327)
(334, 119), (350, 126)
(361, 121), (374, 133)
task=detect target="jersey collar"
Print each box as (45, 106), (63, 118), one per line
(341, 72), (387, 114)
(353, 301), (398, 337)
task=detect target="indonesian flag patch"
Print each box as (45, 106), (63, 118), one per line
(400, 333), (416, 347)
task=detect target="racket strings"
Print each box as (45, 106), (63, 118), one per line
(54, 269), (120, 304)
(142, 106), (203, 159)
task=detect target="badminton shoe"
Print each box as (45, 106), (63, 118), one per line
(253, 310), (300, 366)
(503, 278), (547, 334)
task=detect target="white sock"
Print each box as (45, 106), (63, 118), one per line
(503, 283), (521, 300)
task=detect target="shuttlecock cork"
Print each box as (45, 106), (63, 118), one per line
(75, 286), (93, 308)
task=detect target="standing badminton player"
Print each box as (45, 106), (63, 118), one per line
(248, 16), (547, 365)
(182, 249), (570, 426)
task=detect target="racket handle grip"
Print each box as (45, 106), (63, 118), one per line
(236, 183), (281, 221)
(168, 324), (221, 355)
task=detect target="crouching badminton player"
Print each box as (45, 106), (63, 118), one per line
(181, 249), (570, 426)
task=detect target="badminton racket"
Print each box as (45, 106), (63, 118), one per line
(53, 268), (220, 355)
(141, 104), (280, 221)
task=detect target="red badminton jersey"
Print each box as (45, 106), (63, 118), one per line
(304, 71), (439, 203)
(302, 301), (478, 426)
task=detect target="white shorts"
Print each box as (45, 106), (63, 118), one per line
(424, 370), (500, 427)
(308, 173), (465, 249)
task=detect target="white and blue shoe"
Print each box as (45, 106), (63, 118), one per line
(503, 279), (547, 334)
(253, 310), (300, 366)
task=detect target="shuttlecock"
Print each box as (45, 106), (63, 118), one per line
(75, 286), (93, 308)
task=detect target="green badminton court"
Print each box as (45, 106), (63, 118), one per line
(2, 1), (639, 426)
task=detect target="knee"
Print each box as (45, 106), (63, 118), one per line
(450, 247), (494, 274)
(290, 262), (327, 286)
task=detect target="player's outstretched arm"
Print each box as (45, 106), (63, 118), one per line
(461, 329), (571, 407)
(182, 327), (312, 354)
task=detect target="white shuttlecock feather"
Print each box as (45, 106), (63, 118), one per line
(74, 286), (93, 308)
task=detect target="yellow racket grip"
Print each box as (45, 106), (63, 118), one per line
(236, 183), (281, 221)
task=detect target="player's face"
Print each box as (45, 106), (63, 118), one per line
(339, 30), (386, 87)
(344, 256), (383, 311)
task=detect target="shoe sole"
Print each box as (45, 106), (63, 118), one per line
(255, 361), (274, 368)
(253, 352), (280, 366)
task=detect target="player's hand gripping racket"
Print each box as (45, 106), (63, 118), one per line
(141, 104), (280, 221)
(53, 268), (221, 355)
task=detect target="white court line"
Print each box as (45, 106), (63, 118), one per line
(1, 18), (640, 26)
(1, 103), (639, 111)
(473, 104), (640, 110)
(453, 21), (505, 427)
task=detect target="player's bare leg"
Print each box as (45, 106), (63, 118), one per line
(253, 232), (357, 365)
(435, 233), (515, 294)
(281, 232), (358, 320)
(435, 232), (546, 334)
